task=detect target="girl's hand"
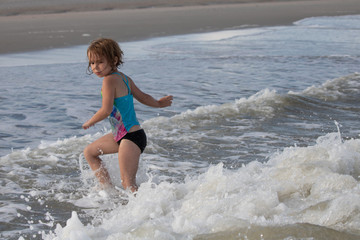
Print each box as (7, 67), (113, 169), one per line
(82, 121), (93, 130)
(158, 95), (173, 108)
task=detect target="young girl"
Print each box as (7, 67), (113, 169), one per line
(82, 38), (173, 192)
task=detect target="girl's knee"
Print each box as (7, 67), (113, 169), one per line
(84, 144), (101, 157)
(83, 145), (92, 158)
(84, 145), (103, 172)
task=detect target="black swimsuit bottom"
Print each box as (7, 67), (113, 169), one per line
(117, 129), (147, 153)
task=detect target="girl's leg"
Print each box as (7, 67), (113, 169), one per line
(117, 139), (141, 192)
(83, 133), (119, 186)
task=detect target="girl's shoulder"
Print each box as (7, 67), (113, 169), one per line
(102, 74), (118, 87)
(104, 71), (127, 80)
(104, 72), (134, 87)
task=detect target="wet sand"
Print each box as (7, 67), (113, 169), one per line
(1, 0), (360, 54)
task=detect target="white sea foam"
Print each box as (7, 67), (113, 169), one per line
(143, 88), (282, 134)
(41, 131), (360, 240)
(291, 73), (360, 101)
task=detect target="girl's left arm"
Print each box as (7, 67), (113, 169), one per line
(82, 77), (115, 129)
(130, 78), (173, 108)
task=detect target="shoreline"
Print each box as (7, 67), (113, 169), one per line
(1, 0), (360, 54)
(0, 0), (282, 17)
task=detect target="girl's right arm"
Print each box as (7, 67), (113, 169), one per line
(82, 77), (116, 129)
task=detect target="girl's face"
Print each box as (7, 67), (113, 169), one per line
(88, 53), (113, 78)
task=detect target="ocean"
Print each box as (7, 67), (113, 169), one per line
(0, 14), (359, 240)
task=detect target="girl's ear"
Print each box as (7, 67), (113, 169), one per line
(114, 56), (118, 65)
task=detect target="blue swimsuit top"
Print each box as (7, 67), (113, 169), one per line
(108, 72), (140, 141)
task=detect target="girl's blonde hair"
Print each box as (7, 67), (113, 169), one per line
(87, 38), (124, 74)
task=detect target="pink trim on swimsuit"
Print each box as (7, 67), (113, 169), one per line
(108, 106), (127, 142)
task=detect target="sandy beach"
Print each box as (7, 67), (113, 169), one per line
(1, 0), (360, 54)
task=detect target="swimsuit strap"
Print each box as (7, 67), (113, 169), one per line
(112, 72), (131, 94)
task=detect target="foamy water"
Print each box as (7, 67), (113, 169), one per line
(0, 15), (360, 240)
